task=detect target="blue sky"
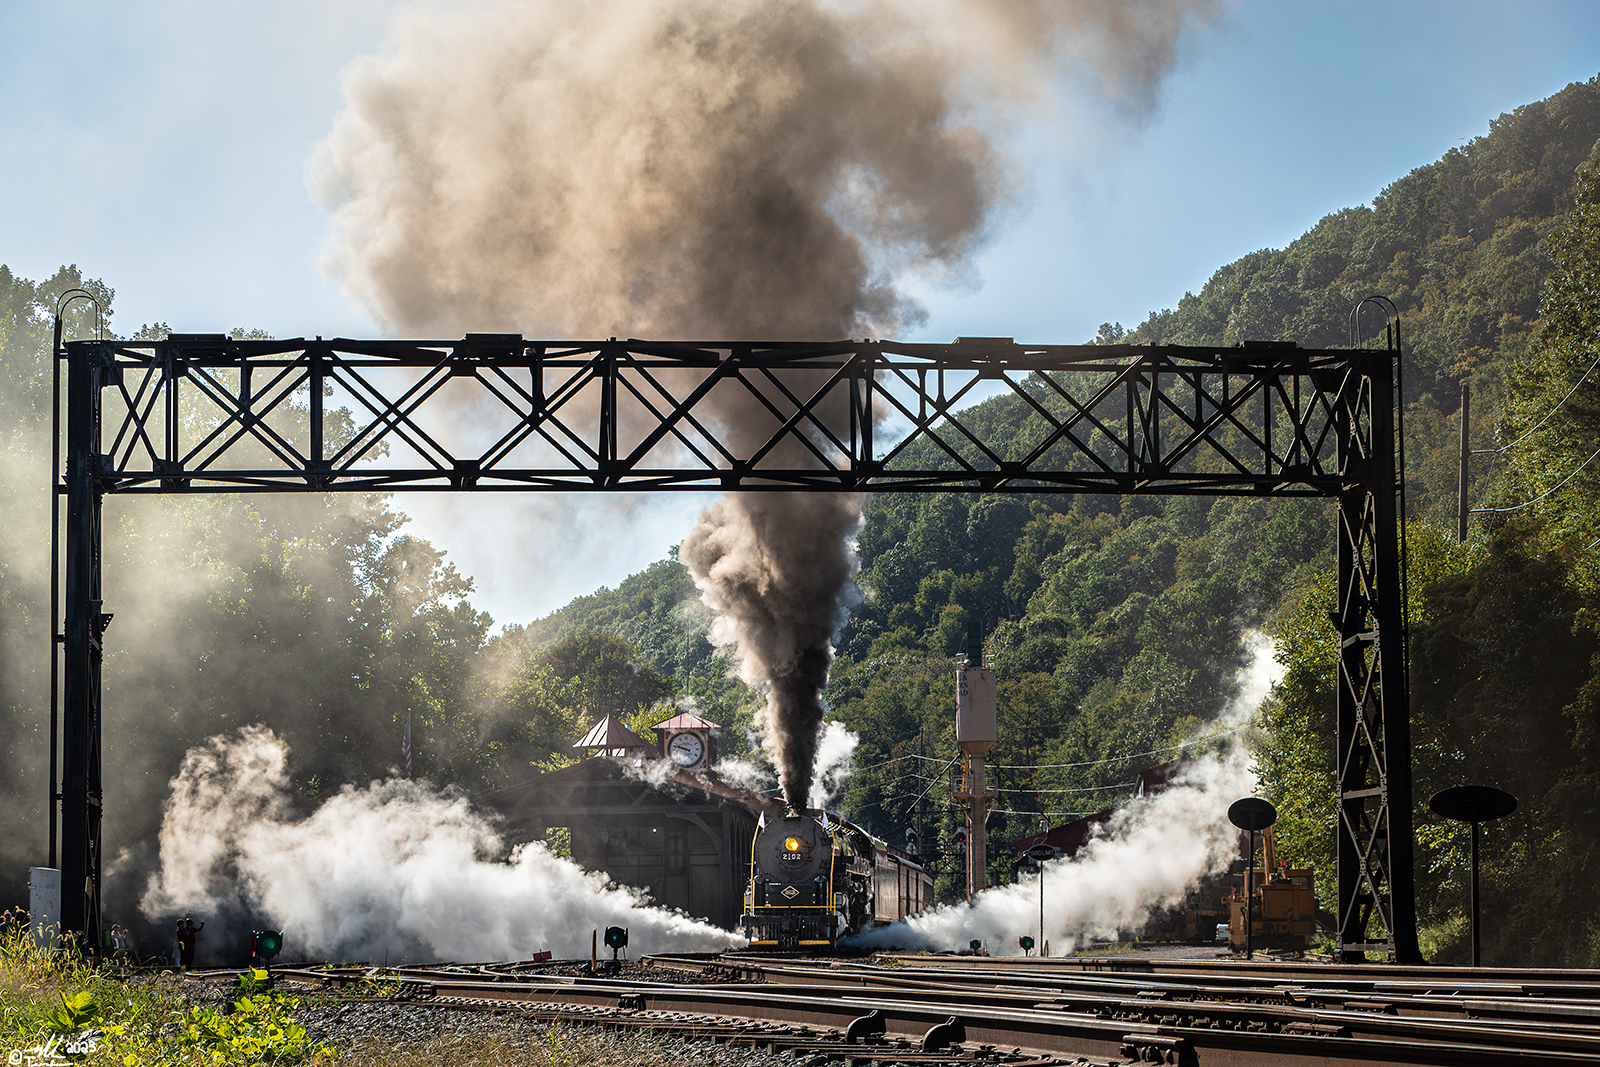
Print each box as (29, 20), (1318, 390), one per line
(4, 0), (1599, 624)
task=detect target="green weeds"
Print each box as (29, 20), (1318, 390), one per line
(0, 920), (334, 1066)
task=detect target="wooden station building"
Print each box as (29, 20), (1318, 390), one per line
(477, 712), (781, 930)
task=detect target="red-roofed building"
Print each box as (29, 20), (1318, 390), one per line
(1013, 758), (1194, 858)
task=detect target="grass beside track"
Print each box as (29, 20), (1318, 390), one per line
(0, 929), (757, 1067)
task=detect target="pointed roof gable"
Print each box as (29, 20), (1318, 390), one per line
(572, 714), (655, 753)
(476, 753), (785, 821)
(653, 711), (722, 732)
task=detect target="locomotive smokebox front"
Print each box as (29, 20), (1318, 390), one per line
(756, 812), (830, 882)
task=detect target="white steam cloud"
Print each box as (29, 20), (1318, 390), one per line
(809, 720), (859, 811)
(141, 727), (738, 963)
(851, 631), (1278, 954)
(313, 0), (1220, 341)
(704, 719), (856, 811)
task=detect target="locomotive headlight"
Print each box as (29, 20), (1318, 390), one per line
(784, 836), (802, 852)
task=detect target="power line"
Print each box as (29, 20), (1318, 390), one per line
(867, 789), (1116, 822)
(989, 729), (1244, 770)
(890, 768), (1141, 795)
(1474, 349), (1600, 456)
(1472, 440), (1600, 514)
(854, 726), (1245, 775)
(998, 780), (1136, 795)
(993, 806), (1107, 818)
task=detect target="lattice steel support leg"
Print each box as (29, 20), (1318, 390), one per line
(1334, 349), (1420, 963)
(61, 342), (105, 952)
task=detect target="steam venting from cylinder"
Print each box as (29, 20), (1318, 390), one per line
(312, 0), (1216, 811)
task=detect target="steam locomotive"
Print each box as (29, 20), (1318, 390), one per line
(741, 808), (932, 950)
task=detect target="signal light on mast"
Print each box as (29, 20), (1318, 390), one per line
(251, 929), (284, 960)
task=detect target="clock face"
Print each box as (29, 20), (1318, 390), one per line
(667, 731), (705, 767)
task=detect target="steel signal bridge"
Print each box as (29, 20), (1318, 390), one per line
(52, 326), (1417, 961)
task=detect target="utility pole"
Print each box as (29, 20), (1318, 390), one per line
(953, 621), (997, 902)
(915, 730), (925, 861)
(1458, 382), (1470, 543)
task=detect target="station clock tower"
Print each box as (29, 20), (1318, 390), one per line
(652, 711), (720, 773)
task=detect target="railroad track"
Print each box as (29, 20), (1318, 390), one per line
(252, 952), (1600, 1067)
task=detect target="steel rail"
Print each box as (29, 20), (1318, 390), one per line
(869, 951), (1600, 985)
(742, 954), (1600, 1000)
(699, 961), (1600, 1031)
(395, 977), (1600, 1065)
(267, 960), (1600, 1066)
(675, 954), (1600, 1028)
(259, 983), (1043, 1067)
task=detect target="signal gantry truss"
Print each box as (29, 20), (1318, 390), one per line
(55, 333), (1418, 961)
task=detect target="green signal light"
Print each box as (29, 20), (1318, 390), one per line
(254, 930), (284, 959)
(1019, 935), (1035, 951)
(603, 926), (628, 950)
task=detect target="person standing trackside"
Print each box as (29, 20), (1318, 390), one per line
(176, 917), (204, 969)
(109, 924), (132, 959)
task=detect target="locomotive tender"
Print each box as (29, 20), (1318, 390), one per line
(741, 808), (932, 950)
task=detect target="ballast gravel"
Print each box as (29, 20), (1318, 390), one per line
(293, 999), (858, 1067)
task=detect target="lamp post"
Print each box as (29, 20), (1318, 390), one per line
(1038, 818), (1047, 952)
(1025, 834), (1059, 959)
(1429, 785), (1517, 967)
(1228, 797), (1278, 960)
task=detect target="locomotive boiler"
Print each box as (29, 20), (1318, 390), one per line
(741, 809), (931, 950)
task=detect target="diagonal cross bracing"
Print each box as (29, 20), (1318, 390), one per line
(75, 337), (1357, 495)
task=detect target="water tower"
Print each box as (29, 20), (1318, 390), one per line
(953, 621), (998, 900)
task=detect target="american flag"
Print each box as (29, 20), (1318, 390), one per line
(402, 710), (412, 779)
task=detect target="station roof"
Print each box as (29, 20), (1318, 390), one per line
(477, 753), (783, 823)
(652, 711), (722, 732)
(571, 714), (656, 753)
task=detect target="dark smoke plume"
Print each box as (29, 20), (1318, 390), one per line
(680, 493), (862, 809)
(313, 0), (1217, 810)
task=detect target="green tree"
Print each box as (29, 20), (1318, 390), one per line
(533, 631), (677, 722)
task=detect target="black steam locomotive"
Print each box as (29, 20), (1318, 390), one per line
(741, 809), (932, 950)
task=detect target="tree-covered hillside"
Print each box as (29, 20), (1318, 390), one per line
(497, 75), (1600, 961)
(5, 75), (1600, 962)
(1113, 78), (1600, 525)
